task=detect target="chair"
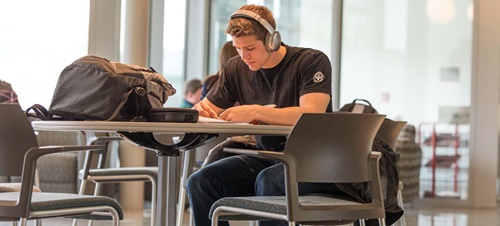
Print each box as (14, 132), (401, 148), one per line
(76, 135), (158, 226)
(0, 103), (123, 226)
(1, 130), (85, 226)
(377, 119), (407, 149)
(376, 119), (407, 226)
(210, 112), (386, 226)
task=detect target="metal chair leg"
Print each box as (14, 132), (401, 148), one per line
(176, 150), (193, 226)
(395, 181), (406, 226)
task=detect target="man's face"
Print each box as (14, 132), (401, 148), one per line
(232, 35), (272, 71)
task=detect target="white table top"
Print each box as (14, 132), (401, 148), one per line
(31, 120), (292, 135)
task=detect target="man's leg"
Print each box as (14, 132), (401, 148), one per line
(187, 155), (276, 226)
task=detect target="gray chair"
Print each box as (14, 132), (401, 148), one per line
(1, 130), (84, 226)
(76, 135), (158, 226)
(0, 103), (123, 226)
(35, 130), (86, 194)
(377, 119), (407, 149)
(210, 112), (387, 226)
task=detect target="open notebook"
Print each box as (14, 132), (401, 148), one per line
(197, 104), (275, 125)
(198, 116), (250, 125)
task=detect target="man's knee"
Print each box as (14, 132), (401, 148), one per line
(255, 167), (284, 196)
(187, 169), (206, 193)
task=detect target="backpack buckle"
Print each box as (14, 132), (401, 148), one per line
(134, 87), (147, 96)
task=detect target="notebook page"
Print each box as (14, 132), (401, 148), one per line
(198, 116), (250, 125)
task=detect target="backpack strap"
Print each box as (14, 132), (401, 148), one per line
(25, 104), (53, 120)
(106, 88), (135, 121)
(339, 99), (378, 114)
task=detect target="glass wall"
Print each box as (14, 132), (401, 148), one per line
(162, 0), (188, 107)
(340, 0), (473, 201)
(0, 0), (90, 110)
(208, 0), (334, 75)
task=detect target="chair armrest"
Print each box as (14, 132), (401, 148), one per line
(89, 136), (122, 145)
(28, 145), (106, 159)
(369, 151), (384, 206)
(19, 145), (105, 200)
(223, 148), (294, 164)
(370, 151), (382, 160)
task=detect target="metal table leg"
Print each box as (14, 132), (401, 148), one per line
(156, 155), (177, 226)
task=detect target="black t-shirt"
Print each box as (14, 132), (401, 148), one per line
(206, 44), (333, 150)
(207, 44), (332, 110)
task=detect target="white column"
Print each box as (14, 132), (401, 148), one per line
(88, 0), (121, 61)
(118, 0), (150, 211)
(121, 0), (150, 66)
(469, 0), (500, 208)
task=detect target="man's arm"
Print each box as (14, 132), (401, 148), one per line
(193, 98), (225, 118)
(219, 92), (331, 126)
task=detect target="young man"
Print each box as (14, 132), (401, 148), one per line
(180, 78), (202, 108)
(187, 4), (338, 226)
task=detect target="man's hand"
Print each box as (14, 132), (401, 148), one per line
(219, 105), (262, 123)
(193, 100), (219, 118)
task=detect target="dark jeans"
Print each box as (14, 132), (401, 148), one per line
(186, 154), (343, 226)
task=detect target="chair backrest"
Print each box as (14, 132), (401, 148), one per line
(0, 104), (39, 177)
(285, 112), (385, 183)
(376, 119), (407, 149)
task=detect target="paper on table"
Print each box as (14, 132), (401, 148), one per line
(198, 116), (250, 125)
(198, 104), (275, 125)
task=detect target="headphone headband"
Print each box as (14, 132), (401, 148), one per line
(230, 10), (276, 35)
(230, 9), (281, 52)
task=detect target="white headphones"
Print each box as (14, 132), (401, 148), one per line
(230, 9), (281, 52)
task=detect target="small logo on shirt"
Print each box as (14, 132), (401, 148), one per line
(313, 72), (324, 83)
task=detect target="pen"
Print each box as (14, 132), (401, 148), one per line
(264, 104), (276, 108)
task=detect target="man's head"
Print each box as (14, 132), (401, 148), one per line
(227, 5), (280, 52)
(226, 5), (282, 71)
(184, 79), (202, 104)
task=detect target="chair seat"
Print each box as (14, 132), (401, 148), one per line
(0, 183), (41, 192)
(0, 192), (124, 219)
(210, 195), (366, 221)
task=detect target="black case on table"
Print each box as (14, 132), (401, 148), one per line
(147, 107), (199, 123)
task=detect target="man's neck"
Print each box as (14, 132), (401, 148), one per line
(263, 45), (286, 69)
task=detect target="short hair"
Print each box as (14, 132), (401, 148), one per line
(184, 79), (201, 95)
(226, 4), (276, 45)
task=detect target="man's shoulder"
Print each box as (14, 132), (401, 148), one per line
(286, 45), (327, 57)
(284, 45), (331, 68)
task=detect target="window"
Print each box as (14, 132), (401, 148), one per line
(340, 0), (473, 201)
(0, 0), (90, 110)
(162, 0), (187, 107)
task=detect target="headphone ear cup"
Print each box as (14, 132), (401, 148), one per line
(267, 31), (281, 52)
(265, 34), (273, 52)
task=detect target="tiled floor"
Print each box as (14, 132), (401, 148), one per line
(1, 204), (500, 226)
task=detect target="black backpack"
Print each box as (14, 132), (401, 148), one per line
(339, 99), (378, 114)
(338, 99), (403, 225)
(27, 55), (176, 121)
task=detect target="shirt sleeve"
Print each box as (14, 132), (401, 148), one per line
(206, 63), (238, 109)
(298, 51), (332, 97)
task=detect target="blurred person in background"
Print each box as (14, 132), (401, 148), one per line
(180, 78), (202, 108)
(201, 41), (239, 99)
